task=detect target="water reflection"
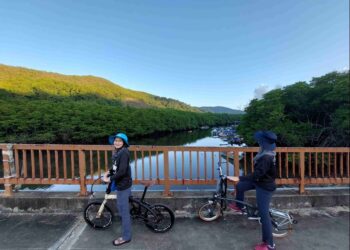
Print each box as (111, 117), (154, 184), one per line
(133, 129), (211, 146)
(131, 141), (243, 180)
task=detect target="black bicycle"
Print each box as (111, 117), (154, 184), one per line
(198, 162), (297, 238)
(84, 177), (175, 233)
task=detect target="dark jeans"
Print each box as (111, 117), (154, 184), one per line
(235, 180), (274, 246)
(116, 187), (132, 241)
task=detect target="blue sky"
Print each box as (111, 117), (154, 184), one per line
(0, 0), (348, 110)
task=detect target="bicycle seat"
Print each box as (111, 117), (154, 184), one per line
(139, 180), (156, 187)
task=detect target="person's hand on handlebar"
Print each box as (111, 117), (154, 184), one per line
(103, 171), (111, 183)
(227, 176), (239, 182)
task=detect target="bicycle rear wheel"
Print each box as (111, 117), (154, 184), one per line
(84, 202), (113, 229)
(145, 204), (175, 233)
(198, 201), (221, 222)
(270, 210), (293, 238)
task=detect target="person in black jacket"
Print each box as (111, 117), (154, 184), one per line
(103, 132), (132, 247)
(228, 131), (277, 250)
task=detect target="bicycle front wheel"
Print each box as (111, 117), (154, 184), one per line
(270, 210), (293, 238)
(84, 202), (113, 229)
(145, 204), (175, 233)
(198, 201), (221, 222)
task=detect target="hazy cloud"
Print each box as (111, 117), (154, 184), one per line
(274, 84), (283, 89)
(254, 84), (270, 99)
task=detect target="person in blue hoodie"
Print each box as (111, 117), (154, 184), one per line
(228, 131), (277, 250)
(103, 132), (132, 247)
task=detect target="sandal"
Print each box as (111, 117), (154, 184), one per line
(112, 237), (131, 246)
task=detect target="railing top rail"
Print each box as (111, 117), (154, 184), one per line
(275, 147), (350, 152)
(0, 144), (349, 152)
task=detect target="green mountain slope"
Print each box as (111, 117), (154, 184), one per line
(199, 106), (245, 114)
(0, 64), (241, 143)
(0, 64), (200, 112)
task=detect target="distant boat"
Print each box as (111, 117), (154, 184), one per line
(212, 126), (240, 139)
(226, 136), (243, 145)
(211, 128), (219, 137)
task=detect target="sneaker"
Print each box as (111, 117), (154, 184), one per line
(247, 211), (261, 220)
(254, 242), (276, 250)
(247, 208), (260, 220)
(228, 203), (243, 213)
(254, 242), (267, 250)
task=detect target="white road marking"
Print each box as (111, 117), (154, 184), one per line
(49, 216), (87, 250)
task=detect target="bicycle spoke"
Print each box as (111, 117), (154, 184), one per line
(84, 202), (113, 229)
(145, 205), (175, 233)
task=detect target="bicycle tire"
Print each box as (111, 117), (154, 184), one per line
(84, 202), (113, 229)
(145, 204), (175, 233)
(198, 202), (221, 222)
(270, 210), (293, 238)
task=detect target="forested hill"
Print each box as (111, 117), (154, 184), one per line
(0, 64), (240, 144)
(0, 64), (199, 112)
(199, 106), (245, 114)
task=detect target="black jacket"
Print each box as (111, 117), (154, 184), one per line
(109, 147), (132, 191)
(239, 154), (276, 191)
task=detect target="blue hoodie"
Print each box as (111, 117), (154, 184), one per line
(239, 131), (277, 191)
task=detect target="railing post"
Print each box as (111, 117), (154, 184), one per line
(231, 149), (240, 195)
(78, 149), (87, 196)
(2, 144), (15, 197)
(299, 151), (305, 194)
(233, 149), (240, 176)
(163, 149), (172, 196)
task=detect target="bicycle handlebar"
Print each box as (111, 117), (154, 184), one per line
(89, 175), (108, 197)
(217, 161), (227, 178)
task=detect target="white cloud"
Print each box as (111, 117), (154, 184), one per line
(253, 84), (270, 99)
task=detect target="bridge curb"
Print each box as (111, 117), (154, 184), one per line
(0, 189), (348, 216)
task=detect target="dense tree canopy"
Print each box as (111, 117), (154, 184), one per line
(0, 91), (240, 144)
(238, 71), (350, 147)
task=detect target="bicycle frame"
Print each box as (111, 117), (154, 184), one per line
(198, 161), (297, 238)
(95, 193), (115, 218)
(269, 208), (295, 228)
(212, 162), (295, 223)
(84, 176), (175, 232)
(89, 177), (159, 219)
(129, 185), (160, 220)
(213, 163), (258, 214)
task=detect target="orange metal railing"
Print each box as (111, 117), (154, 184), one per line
(0, 144), (349, 196)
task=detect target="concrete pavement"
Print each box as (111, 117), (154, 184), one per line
(0, 207), (349, 250)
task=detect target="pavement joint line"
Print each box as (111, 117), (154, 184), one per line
(49, 216), (87, 250)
